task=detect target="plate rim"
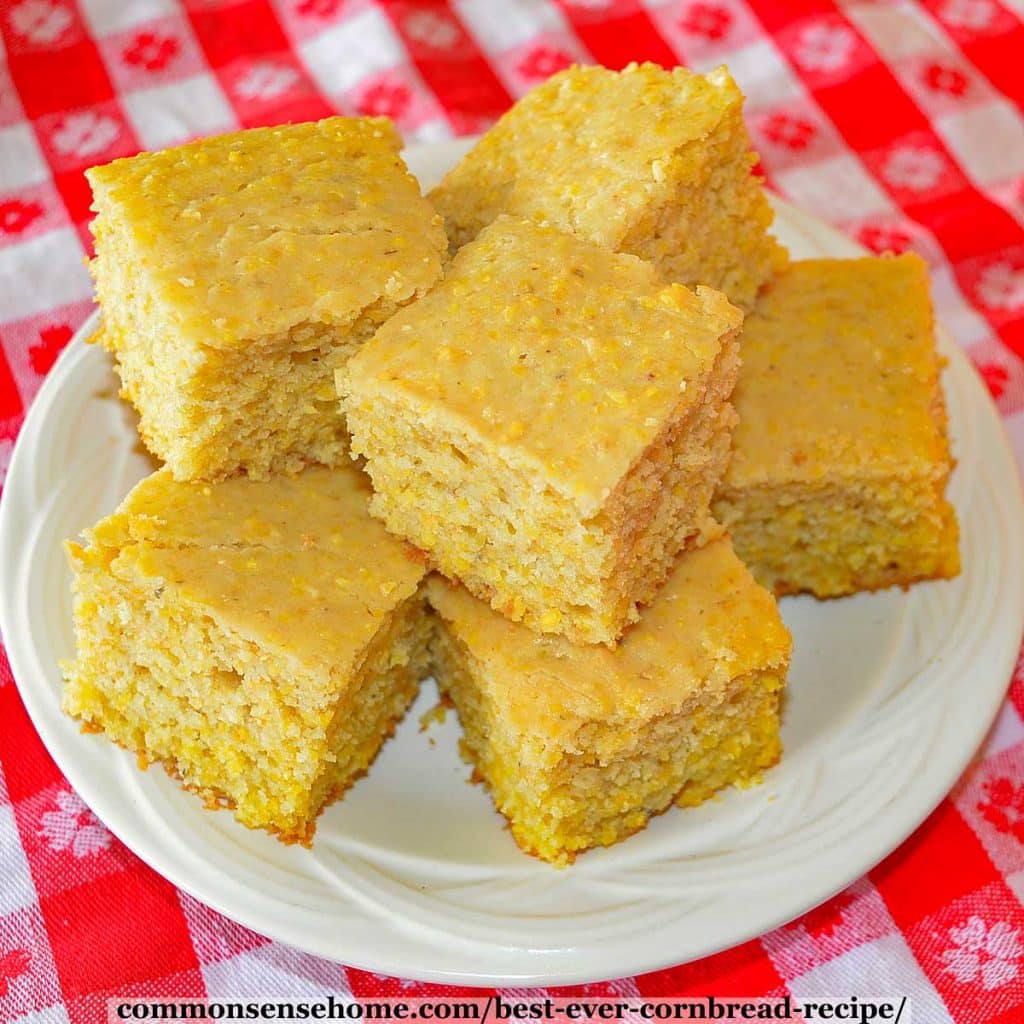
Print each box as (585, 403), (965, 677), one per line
(2, 142), (1023, 986)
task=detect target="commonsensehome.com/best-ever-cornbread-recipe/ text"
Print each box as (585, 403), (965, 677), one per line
(62, 61), (958, 867)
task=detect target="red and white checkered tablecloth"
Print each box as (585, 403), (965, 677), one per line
(0, 0), (1023, 1020)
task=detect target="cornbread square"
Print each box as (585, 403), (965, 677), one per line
(63, 464), (430, 843)
(428, 537), (791, 866)
(341, 216), (743, 647)
(429, 62), (784, 311)
(86, 117), (447, 482)
(713, 255), (959, 597)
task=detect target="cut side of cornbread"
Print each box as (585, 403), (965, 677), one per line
(429, 62), (784, 311)
(63, 465), (430, 843)
(427, 538), (791, 866)
(86, 117), (447, 482)
(713, 255), (959, 597)
(341, 216), (743, 647)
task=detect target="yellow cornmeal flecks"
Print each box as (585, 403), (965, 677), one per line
(62, 463), (431, 842)
(418, 702), (448, 732)
(427, 539), (791, 865)
(431, 62), (730, 248)
(429, 62), (784, 310)
(86, 116), (447, 481)
(87, 117), (445, 346)
(342, 216), (741, 518)
(725, 255), (953, 485)
(713, 255), (959, 597)
(340, 216), (742, 646)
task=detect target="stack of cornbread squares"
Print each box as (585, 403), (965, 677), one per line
(63, 62), (959, 867)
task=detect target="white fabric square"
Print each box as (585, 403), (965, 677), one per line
(844, 1), (945, 61)
(299, 7), (405, 98)
(1002, 409), (1024, 477)
(0, 806), (36, 915)
(987, 176), (1024, 228)
(930, 263), (993, 349)
(982, 700), (1024, 759)
(78, 0), (179, 36)
(453, 0), (570, 54)
(122, 75), (237, 151)
(0, 229), (92, 322)
(787, 933), (953, 1023)
(202, 945), (354, 1000)
(704, 38), (805, 108)
(774, 153), (896, 221)
(411, 118), (454, 144)
(0, 124), (50, 191)
(1007, 866), (1024, 907)
(9, 1005), (71, 1024)
(935, 101), (1024, 189)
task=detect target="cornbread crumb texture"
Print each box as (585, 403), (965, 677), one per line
(428, 538), (791, 865)
(87, 117), (447, 481)
(346, 216), (739, 510)
(63, 464), (430, 842)
(430, 62), (784, 310)
(342, 216), (743, 645)
(714, 255), (959, 597)
(88, 117), (445, 344)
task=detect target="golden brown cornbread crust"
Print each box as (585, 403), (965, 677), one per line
(427, 538), (791, 866)
(77, 603), (428, 847)
(713, 254), (959, 597)
(87, 116), (447, 481)
(341, 216), (743, 646)
(62, 465), (431, 842)
(430, 62), (785, 310)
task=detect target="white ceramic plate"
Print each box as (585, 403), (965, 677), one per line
(2, 140), (1023, 987)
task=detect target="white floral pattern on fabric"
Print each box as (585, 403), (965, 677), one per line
(39, 790), (112, 857)
(942, 916), (1024, 990)
(402, 11), (460, 50)
(793, 22), (857, 74)
(882, 145), (947, 191)
(235, 63), (300, 102)
(940, 0), (997, 31)
(977, 263), (1024, 312)
(8, 0), (71, 45)
(50, 112), (120, 158)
